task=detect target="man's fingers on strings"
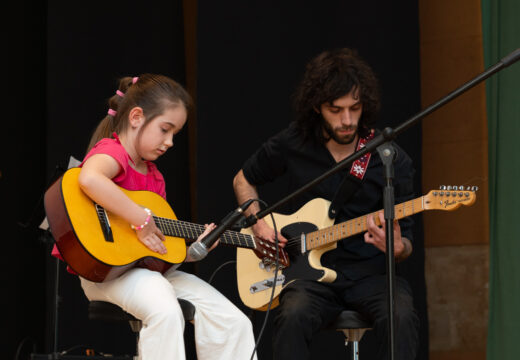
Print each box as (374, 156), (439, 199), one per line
(394, 219), (400, 231)
(367, 212), (376, 230)
(367, 213), (383, 237)
(269, 232), (287, 247)
(266, 232), (287, 244)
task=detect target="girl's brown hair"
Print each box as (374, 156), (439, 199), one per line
(87, 74), (192, 152)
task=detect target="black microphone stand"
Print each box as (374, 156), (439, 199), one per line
(237, 48), (520, 360)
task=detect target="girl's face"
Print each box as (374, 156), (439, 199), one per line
(136, 105), (187, 161)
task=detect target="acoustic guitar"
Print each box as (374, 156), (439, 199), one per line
(236, 187), (477, 310)
(44, 167), (288, 282)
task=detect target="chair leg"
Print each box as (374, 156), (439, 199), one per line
(340, 329), (367, 360)
(133, 335), (140, 360)
(128, 320), (142, 360)
(351, 340), (359, 360)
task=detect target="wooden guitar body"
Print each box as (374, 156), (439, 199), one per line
(45, 168), (187, 282)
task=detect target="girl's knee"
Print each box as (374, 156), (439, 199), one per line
(145, 303), (185, 328)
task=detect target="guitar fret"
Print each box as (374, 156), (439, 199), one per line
(170, 219), (177, 236)
(232, 232), (240, 246)
(239, 233), (247, 246)
(307, 232), (317, 249)
(166, 220), (171, 235)
(174, 220), (182, 237)
(190, 223), (199, 239)
(159, 218), (166, 234)
(304, 195), (432, 251)
(181, 222), (187, 237)
(314, 232), (320, 248)
(152, 217), (256, 250)
(225, 231), (236, 246)
(323, 230), (328, 245)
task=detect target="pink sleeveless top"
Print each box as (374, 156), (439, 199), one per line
(51, 134), (166, 264)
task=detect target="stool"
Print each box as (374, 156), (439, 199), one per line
(328, 310), (373, 360)
(88, 299), (196, 359)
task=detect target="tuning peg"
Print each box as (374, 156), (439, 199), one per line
(447, 186), (452, 190)
(471, 186), (479, 191)
(459, 186), (464, 190)
(440, 185), (446, 190)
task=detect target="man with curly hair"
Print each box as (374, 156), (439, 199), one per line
(233, 48), (419, 359)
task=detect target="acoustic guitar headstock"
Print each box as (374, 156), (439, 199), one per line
(253, 238), (290, 268)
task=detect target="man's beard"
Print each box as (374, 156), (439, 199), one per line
(323, 120), (358, 145)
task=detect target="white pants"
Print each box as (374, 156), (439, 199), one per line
(80, 267), (257, 360)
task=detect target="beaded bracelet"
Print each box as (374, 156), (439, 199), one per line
(131, 208), (152, 230)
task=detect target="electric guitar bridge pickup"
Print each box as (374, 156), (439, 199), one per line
(249, 275), (285, 294)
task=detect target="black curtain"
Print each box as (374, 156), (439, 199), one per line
(4, 2), (48, 359)
(45, 0), (191, 356)
(196, 1), (427, 359)
(6, 1), (427, 359)
(6, 1), (191, 358)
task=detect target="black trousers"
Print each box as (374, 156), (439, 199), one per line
(272, 276), (419, 360)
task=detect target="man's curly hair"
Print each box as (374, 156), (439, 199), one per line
(292, 48), (380, 144)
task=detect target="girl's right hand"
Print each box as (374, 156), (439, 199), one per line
(136, 216), (167, 254)
(252, 219), (288, 247)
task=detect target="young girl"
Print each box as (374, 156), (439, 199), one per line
(53, 74), (257, 359)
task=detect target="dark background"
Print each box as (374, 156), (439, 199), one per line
(4, 1), (426, 359)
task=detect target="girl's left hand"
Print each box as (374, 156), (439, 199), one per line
(185, 223), (218, 262)
(199, 223), (219, 251)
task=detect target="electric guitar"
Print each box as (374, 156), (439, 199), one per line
(236, 187), (477, 310)
(44, 167), (288, 282)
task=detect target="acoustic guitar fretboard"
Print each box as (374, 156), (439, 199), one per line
(153, 217), (256, 249)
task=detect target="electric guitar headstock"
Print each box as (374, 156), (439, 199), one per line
(423, 185), (478, 211)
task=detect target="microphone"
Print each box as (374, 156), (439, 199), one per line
(188, 199), (255, 261)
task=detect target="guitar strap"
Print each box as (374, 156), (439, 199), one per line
(328, 130), (374, 219)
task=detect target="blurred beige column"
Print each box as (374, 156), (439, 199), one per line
(419, 0), (489, 359)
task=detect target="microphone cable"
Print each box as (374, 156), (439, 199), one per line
(249, 198), (281, 360)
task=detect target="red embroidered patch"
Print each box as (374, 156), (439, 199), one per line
(349, 130), (374, 180)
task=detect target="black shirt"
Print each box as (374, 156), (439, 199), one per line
(242, 122), (415, 282)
